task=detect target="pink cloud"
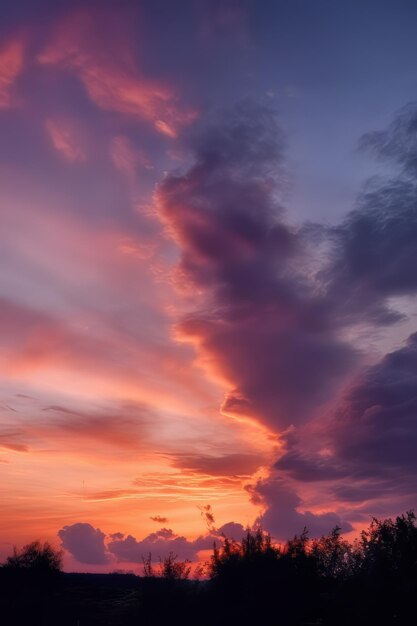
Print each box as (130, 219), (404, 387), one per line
(110, 135), (152, 178)
(45, 117), (86, 162)
(0, 37), (24, 109)
(155, 103), (356, 431)
(38, 10), (196, 136)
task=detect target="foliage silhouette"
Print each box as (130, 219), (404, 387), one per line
(4, 541), (63, 573)
(142, 551), (192, 580)
(2, 513), (417, 625)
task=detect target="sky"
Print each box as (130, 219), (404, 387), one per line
(1, 0), (417, 572)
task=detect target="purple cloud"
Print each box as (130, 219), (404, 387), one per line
(272, 332), (417, 517)
(157, 101), (357, 430)
(108, 527), (218, 563)
(59, 523), (109, 564)
(59, 521), (248, 566)
(248, 478), (352, 540)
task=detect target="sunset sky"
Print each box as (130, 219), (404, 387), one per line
(2, 0), (417, 572)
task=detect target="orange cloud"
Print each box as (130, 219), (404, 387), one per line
(0, 37), (24, 109)
(0, 442), (29, 453)
(45, 117), (86, 161)
(38, 10), (196, 136)
(170, 452), (265, 477)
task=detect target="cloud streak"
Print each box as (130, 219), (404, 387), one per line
(38, 9), (196, 137)
(0, 37), (24, 109)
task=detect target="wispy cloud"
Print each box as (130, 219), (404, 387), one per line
(45, 117), (86, 162)
(38, 9), (196, 136)
(0, 37), (24, 109)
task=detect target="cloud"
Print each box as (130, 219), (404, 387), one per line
(156, 101), (357, 430)
(59, 521), (248, 566)
(39, 404), (151, 452)
(274, 449), (346, 483)
(110, 135), (152, 178)
(270, 332), (417, 516)
(359, 102), (417, 176)
(155, 100), (417, 531)
(322, 178), (417, 325)
(45, 117), (86, 162)
(0, 37), (24, 109)
(0, 442), (29, 453)
(332, 332), (417, 484)
(38, 9), (196, 136)
(108, 528), (203, 563)
(320, 104), (417, 327)
(248, 478), (352, 540)
(171, 452), (264, 476)
(59, 523), (109, 564)
(0, 296), (111, 376)
(150, 516), (168, 524)
(108, 523), (248, 563)
(216, 521), (246, 539)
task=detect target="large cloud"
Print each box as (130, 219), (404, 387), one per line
(156, 100), (417, 527)
(156, 101), (357, 430)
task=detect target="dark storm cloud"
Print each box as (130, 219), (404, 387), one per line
(157, 101), (357, 430)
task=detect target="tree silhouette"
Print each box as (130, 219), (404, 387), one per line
(4, 541), (63, 574)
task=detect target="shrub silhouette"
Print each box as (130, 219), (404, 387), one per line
(142, 551), (192, 580)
